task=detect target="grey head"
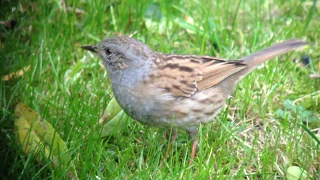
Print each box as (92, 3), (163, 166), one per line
(81, 36), (156, 87)
(81, 36), (162, 121)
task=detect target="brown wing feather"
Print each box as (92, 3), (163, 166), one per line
(197, 58), (247, 90)
(147, 56), (203, 97)
(145, 39), (306, 97)
(146, 55), (247, 97)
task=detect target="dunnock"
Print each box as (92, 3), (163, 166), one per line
(82, 36), (307, 161)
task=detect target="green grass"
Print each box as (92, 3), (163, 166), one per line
(1, 0), (320, 179)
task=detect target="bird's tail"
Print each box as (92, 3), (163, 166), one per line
(240, 39), (308, 73)
(219, 39), (308, 94)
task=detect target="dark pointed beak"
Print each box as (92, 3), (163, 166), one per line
(81, 45), (98, 53)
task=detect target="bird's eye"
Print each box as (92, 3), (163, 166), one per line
(105, 49), (112, 55)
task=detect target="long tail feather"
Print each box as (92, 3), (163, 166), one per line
(240, 39), (308, 72)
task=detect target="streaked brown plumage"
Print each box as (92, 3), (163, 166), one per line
(81, 37), (307, 162)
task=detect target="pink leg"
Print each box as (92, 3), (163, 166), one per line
(188, 129), (198, 164)
(164, 128), (178, 158)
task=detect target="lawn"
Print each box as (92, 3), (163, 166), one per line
(1, 0), (319, 179)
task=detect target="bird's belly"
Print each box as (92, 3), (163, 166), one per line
(129, 102), (224, 130)
(121, 87), (227, 130)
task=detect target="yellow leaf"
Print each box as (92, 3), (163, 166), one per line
(14, 103), (78, 179)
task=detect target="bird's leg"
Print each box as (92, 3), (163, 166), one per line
(164, 128), (178, 158)
(188, 129), (198, 164)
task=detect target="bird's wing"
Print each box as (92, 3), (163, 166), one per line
(144, 55), (247, 97)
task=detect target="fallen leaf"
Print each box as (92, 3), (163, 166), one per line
(2, 66), (30, 81)
(309, 74), (320, 78)
(99, 97), (129, 137)
(14, 103), (78, 179)
(286, 166), (308, 180)
(99, 97), (122, 124)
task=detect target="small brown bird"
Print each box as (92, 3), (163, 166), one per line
(82, 37), (307, 161)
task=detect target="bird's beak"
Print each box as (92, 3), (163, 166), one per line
(81, 45), (98, 53)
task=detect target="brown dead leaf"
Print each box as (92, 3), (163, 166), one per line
(2, 66), (30, 81)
